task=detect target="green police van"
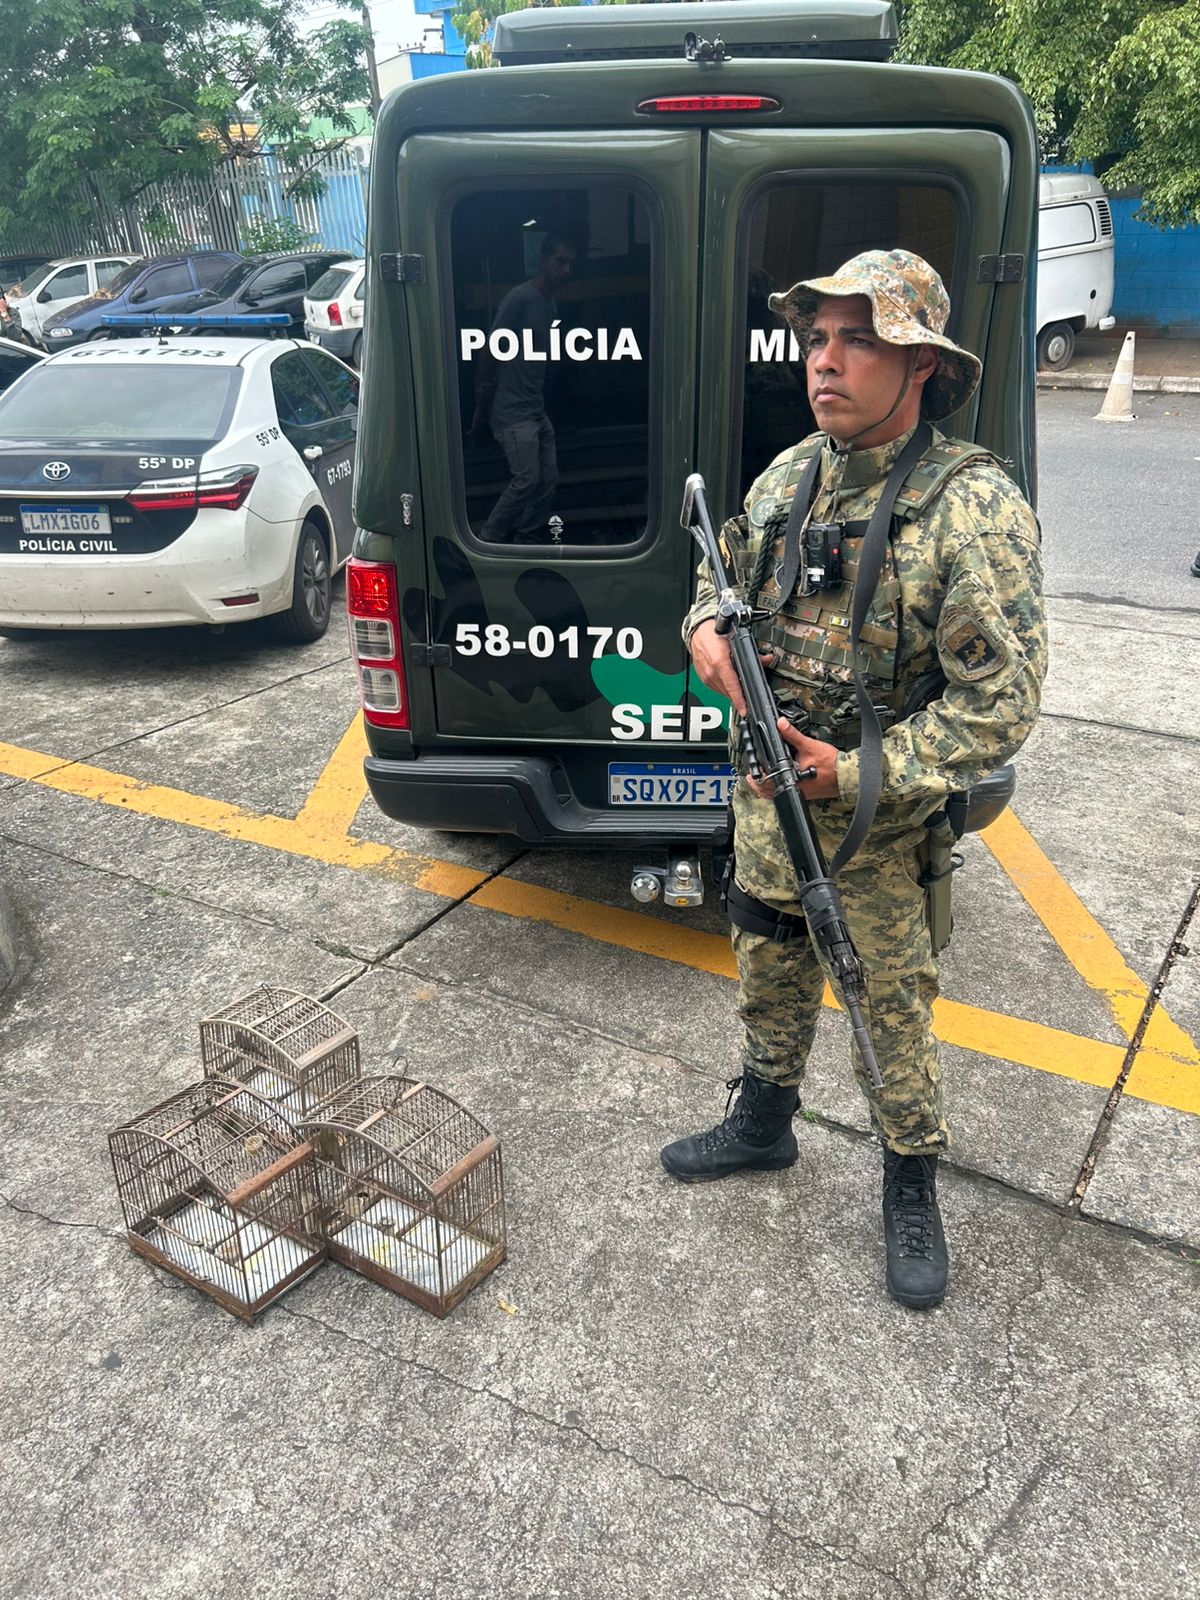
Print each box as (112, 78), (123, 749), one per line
(350, 0), (1037, 905)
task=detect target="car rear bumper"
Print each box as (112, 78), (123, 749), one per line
(0, 510), (296, 628)
(364, 751), (730, 847)
(306, 325), (359, 360)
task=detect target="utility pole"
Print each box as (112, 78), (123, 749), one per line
(361, 0), (383, 117)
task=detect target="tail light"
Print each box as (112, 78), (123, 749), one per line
(126, 465), (259, 513)
(327, 302), (343, 326)
(347, 557), (408, 729)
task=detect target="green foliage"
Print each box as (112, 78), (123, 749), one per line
(898, 0), (1200, 225)
(0, 0), (371, 239)
(450, 0), (577, 67)
(242, 214), (317, 253)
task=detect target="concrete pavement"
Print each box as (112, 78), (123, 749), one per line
(1, 403), (1198, 1596)
(1039, 330), (1200, 393)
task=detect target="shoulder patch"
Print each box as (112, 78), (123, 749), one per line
(942, 608), (1008, 681)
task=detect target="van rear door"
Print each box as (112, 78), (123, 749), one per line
(397, 131), (703, 762)
(687, 124), (1022, 737)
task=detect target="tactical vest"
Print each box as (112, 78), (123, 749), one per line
(734, 434), (996, 748)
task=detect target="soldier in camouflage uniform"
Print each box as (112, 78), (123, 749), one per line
(660, 249), (1048, 1309)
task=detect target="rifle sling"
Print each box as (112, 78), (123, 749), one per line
(828, 420), (932, 877)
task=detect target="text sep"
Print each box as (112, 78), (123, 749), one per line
(611, 704), (727, 741)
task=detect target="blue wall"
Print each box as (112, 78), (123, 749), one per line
(1044, 164), (1200, 338)
(411, 53), (463, 78)
(1108, 197), (1200, 337)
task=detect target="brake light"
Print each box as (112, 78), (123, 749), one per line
(347, 557), (408, 729)
(126, 465), (259, 513)
(125, 480), (199, 512)
(328, 302), (343, 326)
(636, 95), (780, 114)
(198, 467), (259, 510)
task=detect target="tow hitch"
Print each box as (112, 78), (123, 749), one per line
(630, 846), (704, 908)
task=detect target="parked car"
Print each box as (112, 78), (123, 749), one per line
(0, 333), (44, 394)
(38, 252), (242, 349)
(0, 329), (358, 641)
(9, 254), (138, 345)
(304, 258), (366, 365)
(157, 251), (353, 338)
(1036, 173), (1116, 371)
(0, 255), (51, 290)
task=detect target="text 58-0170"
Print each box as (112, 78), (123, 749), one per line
(454, 624), (643, 659)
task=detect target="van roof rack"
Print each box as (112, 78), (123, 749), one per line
(492, 0), (897, 66)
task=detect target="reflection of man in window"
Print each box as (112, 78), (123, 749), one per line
(475, 234), (576, 544)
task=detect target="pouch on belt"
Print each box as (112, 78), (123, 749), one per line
(918, 766), (1017, 954)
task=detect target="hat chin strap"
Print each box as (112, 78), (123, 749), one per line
(827, 350), (919, 455)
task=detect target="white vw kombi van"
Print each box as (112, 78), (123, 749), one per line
(1036, 173), (1116, 370)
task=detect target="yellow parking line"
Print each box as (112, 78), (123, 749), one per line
(292, 712), (370, 839)
(1, 732), (1196, 1116)
(469, 874), (1188, 1108)
(982, 808), (1200, 1072)
(0, 739), (488, 895)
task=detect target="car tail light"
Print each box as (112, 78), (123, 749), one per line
(126, 465), (258, 513)
(636, 95), (780, 114)
(328, 302), (343, 326)
(347, 557), (408, 729)
(197, 465), (259, 510)
(125, 475), (199, 512)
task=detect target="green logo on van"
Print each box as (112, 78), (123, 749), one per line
(591, 655), (730, 742)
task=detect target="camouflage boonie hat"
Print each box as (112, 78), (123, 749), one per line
(768, 248), (982, 421)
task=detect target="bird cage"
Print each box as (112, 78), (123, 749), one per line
(301, 1075), (506, 1318)
(108, 1079), (325, 1322)
(199, 986), (360, 1121)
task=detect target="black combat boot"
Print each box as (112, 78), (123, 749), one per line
(660, 1072), (800, 1182)
(882, 1148), (949, 1309)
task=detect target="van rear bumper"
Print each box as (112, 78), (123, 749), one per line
(364, 753), (728, 846)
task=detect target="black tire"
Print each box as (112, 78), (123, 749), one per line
(0, 626), (43, 639)
(351, 333), (362, 369)
(1036, 321), (1076, 372)
(271, 520), (332, 644)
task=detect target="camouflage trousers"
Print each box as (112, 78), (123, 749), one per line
(731, 783), (949, 1155)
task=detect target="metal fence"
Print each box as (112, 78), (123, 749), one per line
(0, 147), (370, 260)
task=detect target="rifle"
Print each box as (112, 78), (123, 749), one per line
(680, 472), (883, 1090)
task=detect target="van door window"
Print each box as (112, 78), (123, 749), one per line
(1040, 203), (1097, 250)
(449, 183), (653, 549)
(735, 182), (960, 500)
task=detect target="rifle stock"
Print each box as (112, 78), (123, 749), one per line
(681, 473), (883, 1090)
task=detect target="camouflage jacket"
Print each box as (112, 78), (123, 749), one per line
(683, 424), (1048, 820)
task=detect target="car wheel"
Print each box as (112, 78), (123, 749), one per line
(351, 333), (363, 368)
(271, 519), (332, 644)
(1036, 321), (1076, 372)
(0, 626), (42, 639)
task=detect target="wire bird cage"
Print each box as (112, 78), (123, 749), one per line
(301, 1075), (506, 1318)
(200, 986), (360, 1121)
(108, 1079), (325, 1322)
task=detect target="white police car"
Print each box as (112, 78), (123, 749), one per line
(0, 318), (358, 641)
